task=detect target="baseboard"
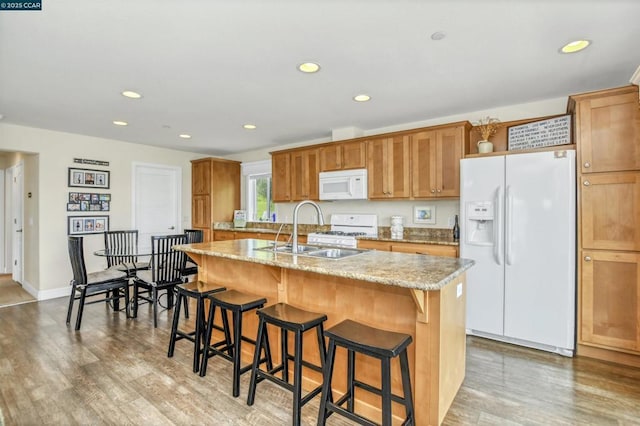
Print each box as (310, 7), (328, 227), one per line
(467, 329), (575, 357)
(36, 284), (71, 301)
(19, 279), (39, 299)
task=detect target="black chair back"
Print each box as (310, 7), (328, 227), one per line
(150, 234), (187, 284)
(184, 229), (204, 244)
(103, 230), (140, 268)
(68, 236), (88, 285)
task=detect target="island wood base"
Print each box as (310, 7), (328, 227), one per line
(188, 253), (466, 425)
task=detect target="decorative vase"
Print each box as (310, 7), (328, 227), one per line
(477, 140), (494, 154)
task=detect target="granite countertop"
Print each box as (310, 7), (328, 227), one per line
(214, 222), (459, 246)
(176, 239), (473, 291)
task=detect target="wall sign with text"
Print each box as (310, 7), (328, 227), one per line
(508, 115), (571, 151)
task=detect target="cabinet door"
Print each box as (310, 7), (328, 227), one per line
(411, 131), (437, 198)
(192, 159), (211, 195)
(357, 240), (391, 251)
(319, 144), (341, 172)
(437, 126), (463, 197)
(341, 140), (367, 170)
(581, 172), (640, 251)
(272, 152), (291, 202)
(367, 138), (389, 199)
(580, 250), (640, 352)
(291, 148), (319, 200)
(391, 243), (458, 257)
(578, 91), (640, 173)
(213, 230), (236, 241)
(192, 195), (210, 228)
(388, 136), (411, 198)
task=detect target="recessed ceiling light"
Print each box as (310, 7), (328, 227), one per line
(121, 90), (142, 99)
(353, 94), (371, 102)
(112, 120), (128, 126)
(430, 31), (446, 41)
(179, 134), (191, 139)
(243, 124), (257, 130)
(560, 40), (591, 54)
(298, 62), (321, 73)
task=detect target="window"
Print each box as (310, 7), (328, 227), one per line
(242, 160), (275, 222)
(248, 173), (275, 221)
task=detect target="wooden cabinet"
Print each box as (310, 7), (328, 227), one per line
(391, 242), (458, 257)
(191, 158), (241, 242)
(572, 85), (640, 365)
(214, 230), (297, 243)
(290, 148), (320, 201)
(367, 135), (411, 199)
(580, 250), (640, 352)
(357, 239), (458, 257)
(411, 124), (467, 198)
(569, 86), (640, 174)
(580, 172), (640, 251)
(319, 140), (367, 171)
(213, 230), (236, 241)
(272, 152), (291, 202)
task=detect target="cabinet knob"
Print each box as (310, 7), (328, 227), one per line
(583, 180), (590, 186)
(437, 189), (441, 193)
(584, 256), (592, 262)
(584, 162), (591, 168)
(431, 189), (436, 193)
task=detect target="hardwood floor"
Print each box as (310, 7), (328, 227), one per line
(0, 275), (35, 308)
(1, 296), (639, 425)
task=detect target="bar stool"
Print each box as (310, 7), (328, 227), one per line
(317, 319), (415, 426)
(247, 303), (328, 426)
(199, 289), (273, 398)
(167, 281), (226, 373)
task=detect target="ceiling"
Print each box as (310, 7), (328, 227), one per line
(1, 0), (639, 157)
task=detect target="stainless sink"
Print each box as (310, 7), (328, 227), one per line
(255, 244), (367, 259)
(305, 248), (365, 259)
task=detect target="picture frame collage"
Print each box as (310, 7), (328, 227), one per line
(67, 165), (111, 235)
(67, 192), (111, 212)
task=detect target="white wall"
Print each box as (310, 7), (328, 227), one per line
(0, 123), (204, 299)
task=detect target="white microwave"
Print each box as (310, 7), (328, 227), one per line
(319, 169), (368, 200)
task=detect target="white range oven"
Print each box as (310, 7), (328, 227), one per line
(307, 214), (378, 248)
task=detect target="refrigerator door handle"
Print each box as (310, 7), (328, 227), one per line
(505, 185), (513, 265)
(493, 186), (503, 265)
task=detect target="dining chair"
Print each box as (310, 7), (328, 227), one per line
(133, 234), (187, 328)
(180, 229), (204, 278)
(103, 230), (150, 277)
(67, 236), (131, 330)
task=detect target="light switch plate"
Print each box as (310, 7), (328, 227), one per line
(456, 283), (463, 298)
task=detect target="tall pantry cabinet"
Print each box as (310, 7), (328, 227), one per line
(191, 157), (241, 242)
(568, 85), (640, 367)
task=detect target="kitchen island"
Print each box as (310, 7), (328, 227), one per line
(176, 239), (474, 425)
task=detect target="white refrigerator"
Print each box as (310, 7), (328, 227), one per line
(460, 150), (576, 356)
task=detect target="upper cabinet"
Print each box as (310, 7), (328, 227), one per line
(272, 152), (291, 202)
(411, 123), (468, 198)
(291, 147), (320, 201)
(273, 147), (320, 202)
(568, 85), (640, 174)
(367, 135), (411, 199)
(319, 140), (367, 171)
(191, 157), (241, 242)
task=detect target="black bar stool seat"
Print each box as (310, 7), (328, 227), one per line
(318, 319), (415, 426)
(167, 281), (226, 373)
(247, 303), (328, 426)
(199, 289), (272, 398)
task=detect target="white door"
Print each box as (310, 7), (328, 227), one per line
(503, 151), (576, 350)
(132, 163), (181, 252)
(11, 163), (24, 283)
(461, 156), (505, 336)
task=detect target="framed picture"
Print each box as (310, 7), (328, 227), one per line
(67, 192), (110, 211)
(68, 215), (109, 235)
(68, 167), (110, 189)
(413, 205), (436, 224)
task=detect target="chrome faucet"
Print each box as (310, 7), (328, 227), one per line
(291, 200), (325, 254)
